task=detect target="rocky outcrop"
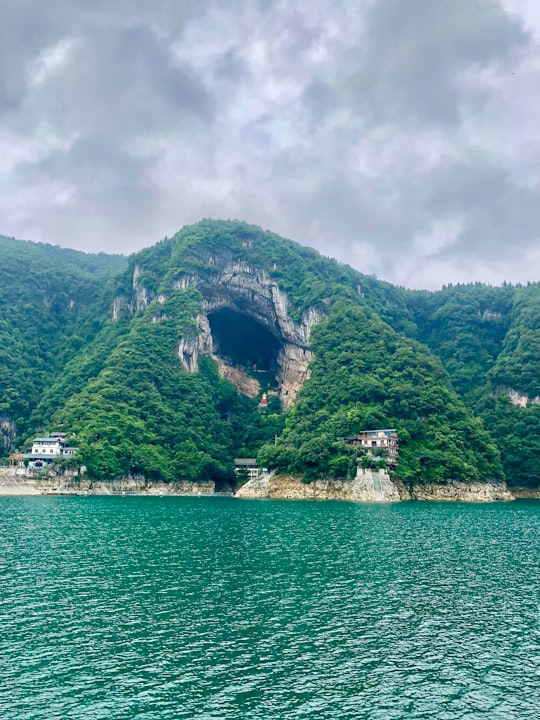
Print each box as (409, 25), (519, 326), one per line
(0, 468), (216, 496)
(276, 344), (312, 405)
(132, 264), (154, 312)
(235, 472), (516, 503)
(0, 469), (40, 495)
(112, 249), (322, 407)
(112, 264), (155, 319)
(235, 468), (401, 502)
(496, 386), (540, 408)
(0, 413), (16, 454)
(508, 487), (540, 499)
(175, 261), (322, 407)
(408, 480), (514, 502)
(177, 314), (213, 373)
(213, 358), (260, 398)
(55, 477), (216, 496)
(112, 294), (134, 320)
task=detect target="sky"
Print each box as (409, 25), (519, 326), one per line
(1, 0), (539, 289)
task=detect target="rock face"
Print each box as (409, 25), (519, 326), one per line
(408, 480), (514, 502)
(0, 468), (216, 496)
(0, 414), (16, 454)
(63, 477), (216, 496)
(496, 386), (540, 408)
(173, 260), (322, 407)
(113, 255), (322, 408)
(510, 487), (540, 499)
(235, 468), (401, 502)
(235, 472), (516, 503)
(213, 357), (261, 398)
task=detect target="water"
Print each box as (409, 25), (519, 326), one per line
(1, 497), (539, 719)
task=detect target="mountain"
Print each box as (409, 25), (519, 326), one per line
(0, 235), (127, 453)
(1, 220), (539, 490)
(406, 283), (540, 488)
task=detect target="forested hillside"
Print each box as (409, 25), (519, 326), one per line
(259, 302), (502, 486)
(2, 221), (540, 489)
(0, 236), (126, 448)
(406, 283), (540, 487)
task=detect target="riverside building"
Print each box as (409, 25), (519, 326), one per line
(346, 429), (399, 467)
(24, 432), (78, 469)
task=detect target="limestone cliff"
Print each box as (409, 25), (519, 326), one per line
(174, 260), (321, 407)
(0, 467), (216, 496)
(115, 253), (322, 408)
(496, 385), (540, 408)
(0, 414), (16, 454)
(235, 471), (515, 503)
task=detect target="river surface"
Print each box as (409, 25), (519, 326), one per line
(1, 496), (539, 719)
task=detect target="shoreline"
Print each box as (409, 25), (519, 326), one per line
(1, 469), (539, 501)
(235, 472), (521, 503)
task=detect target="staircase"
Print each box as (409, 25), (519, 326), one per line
(370, 471), (385, 501)
(0, 468), (19, 488)
(0, 468), (38, 494)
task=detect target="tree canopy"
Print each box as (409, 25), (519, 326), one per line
(2, 221), (539, 489)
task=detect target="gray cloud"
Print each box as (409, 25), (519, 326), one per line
(351, 0), (528, 126)
(0, 0), (539, 289)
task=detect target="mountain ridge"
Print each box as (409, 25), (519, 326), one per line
(2, 220), (539, 489)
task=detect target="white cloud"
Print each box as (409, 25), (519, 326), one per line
(0, 0), (538, 288)
(29, 37), (75, 87)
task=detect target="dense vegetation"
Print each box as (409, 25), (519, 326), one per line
(259, 302), (502, 487)
(405, 282), (540, 487)
(2, 220), (540, 489)
(47, 288), (283, 487)
(0, 235), (125, 449)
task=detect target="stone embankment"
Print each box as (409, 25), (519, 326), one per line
(235, 468), (401, 502)
(1, 467), (534, 501)
(0, 468), (215, 496)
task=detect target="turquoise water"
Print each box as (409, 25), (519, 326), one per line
(1, 497), (539, 719)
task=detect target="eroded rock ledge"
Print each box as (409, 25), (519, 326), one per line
(401, 480), (513, 502)
(1, 469), (523, 501)
(0, 469), (215, 496)
(235, 469), (401, 502)
(235, 472), (516, 502)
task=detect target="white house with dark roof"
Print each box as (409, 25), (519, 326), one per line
(24, 433), (78, 469)
(31, 437), (64, 456)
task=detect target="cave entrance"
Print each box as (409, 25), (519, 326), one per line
(208, 307), (281, 382)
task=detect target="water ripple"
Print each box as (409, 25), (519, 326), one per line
(1, 497), (539, 719)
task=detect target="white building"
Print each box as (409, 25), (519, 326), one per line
(31, 437), (64, 456)
(24, 433), (78, 469)
(234, 458), (262, 480)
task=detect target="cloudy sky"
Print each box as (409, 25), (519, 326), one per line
(1, 0), (539, 288)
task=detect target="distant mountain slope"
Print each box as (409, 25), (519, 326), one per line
(404, 282), (540, 487)
(0, 235), (126, 449)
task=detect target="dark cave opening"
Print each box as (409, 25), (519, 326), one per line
(208, 307), (281, 375)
